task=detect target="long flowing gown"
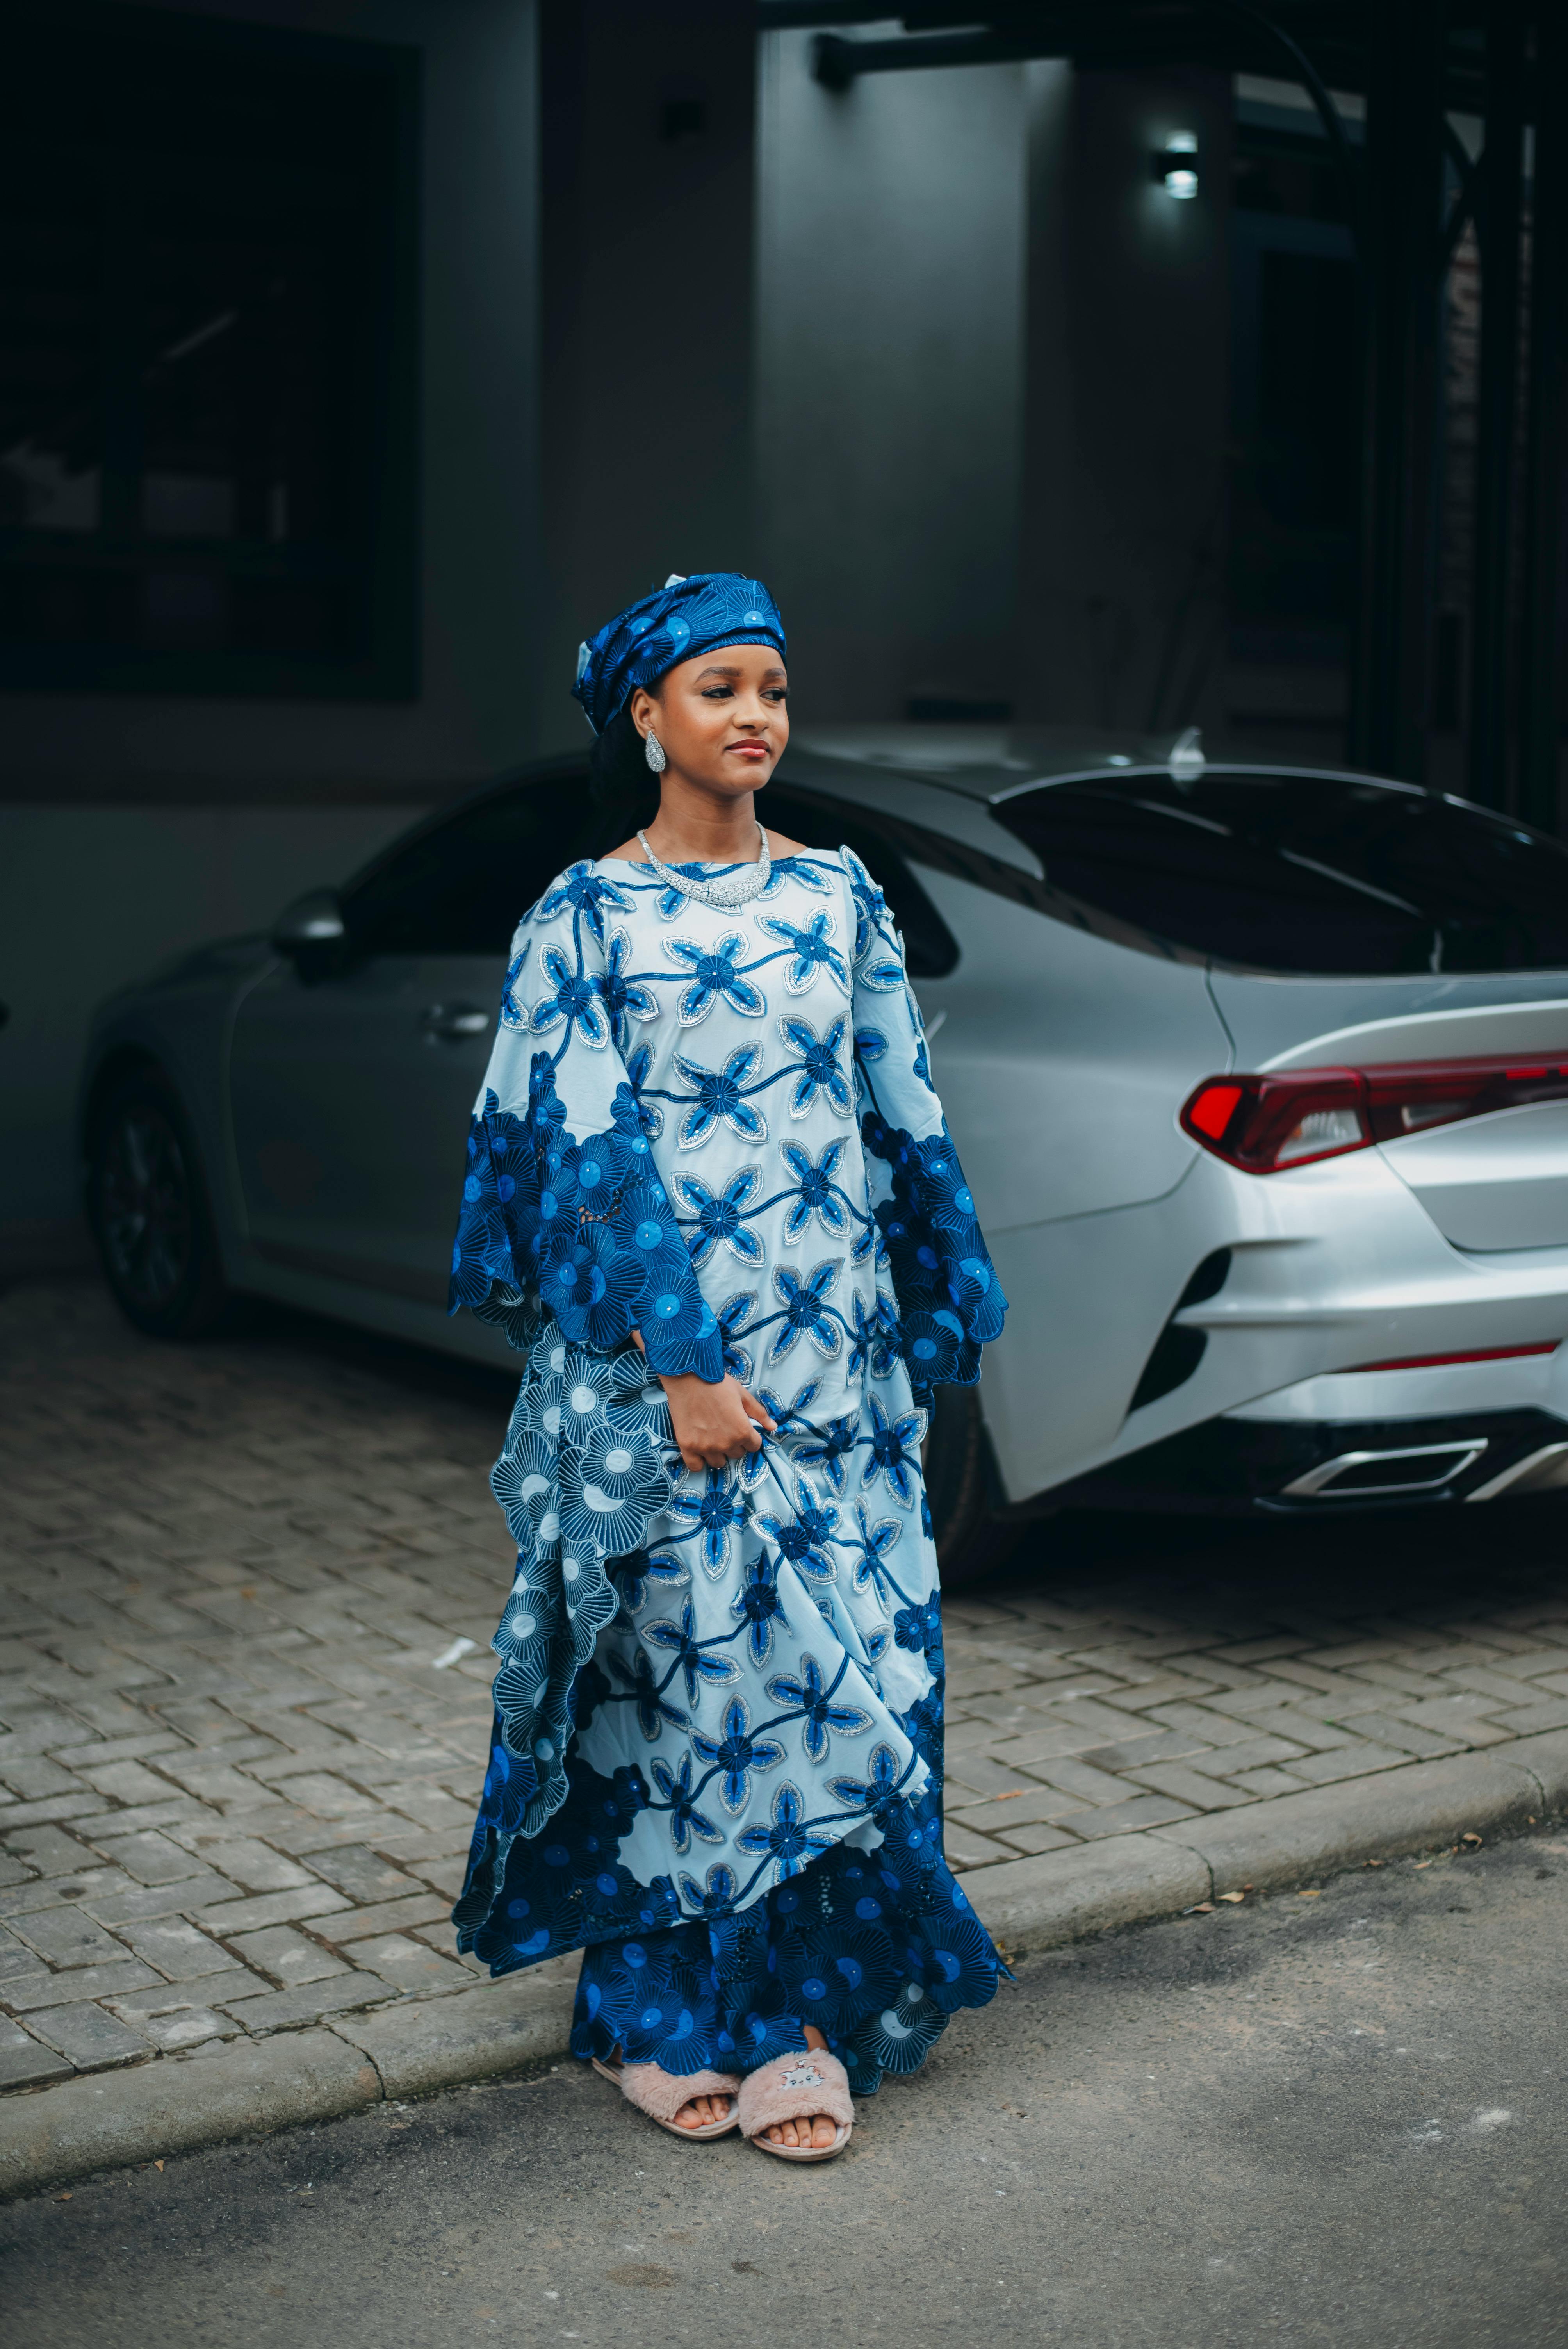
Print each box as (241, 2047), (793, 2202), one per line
(447, 842), (1009, 2094)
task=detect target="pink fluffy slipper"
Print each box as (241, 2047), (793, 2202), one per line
(736, 2047), (854, 2163)
(590, 2057), (742, 2140)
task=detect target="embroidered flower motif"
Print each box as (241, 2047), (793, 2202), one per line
(779, 1136), (849, 1242)
(795, 1412), (858, 1496)
(766, 1651), (874, 1764)
(758, 854), (833, 902)
(595, 926), (659, 1051)
(619, 1181), (689, 1294)
(826, 1739), (907, 1818)
(557, 1427), (670, 1561)
(674, 1043), (769, 1150)
(769, 1259), (843, 1363)
(608, 1645), (689, 1741)
(848, 1506), (900, 1608)
(735, 1780), (837, 1882)
(756, 1473), (841, 1583)
(531, 941), (609, 1047)
(649, 1752), (724, 1855)
(754, 1376), (821, 1436)
(862, 1392), (928, 1509)
(540, 1223), (643, 1352)
(731, 1551), (789, 1666)
(690, 1696), (786, 1816)
(665, 930), (766, 1025)
(758, 907), (848, 994)
(778, 1013), (853, 1119)
(642, 1598), (742, 1706)
(666, 1468), (750, 1578)
(677, 1860), (741, 1916)
(616, 1043), (664, 1141)
(538, 859), (630, 945)
(715, 1289), (758, 1389)
(845, 1291), (899, 1381)
(843, 846), (890, 963)
(676, 1166), (765, 1267)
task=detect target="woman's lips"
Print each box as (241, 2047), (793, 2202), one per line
(728, 741), (770, 760)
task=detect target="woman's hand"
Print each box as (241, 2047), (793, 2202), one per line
(657, 1370), (776, 1474)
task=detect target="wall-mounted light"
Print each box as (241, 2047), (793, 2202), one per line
(1152, 132), (1199, 200)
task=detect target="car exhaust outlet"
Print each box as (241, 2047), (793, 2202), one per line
(1465, 1442), (1568, 1502)
(1280, 1441), (1488, 1499)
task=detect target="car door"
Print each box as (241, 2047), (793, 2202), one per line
(228, 770), (593, 1308)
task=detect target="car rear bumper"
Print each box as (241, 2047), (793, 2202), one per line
(1042, 1403), (1568, 1514)
(983, 1144), (1568, 1508)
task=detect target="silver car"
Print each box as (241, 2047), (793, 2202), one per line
(81, 729), (1568, 1576)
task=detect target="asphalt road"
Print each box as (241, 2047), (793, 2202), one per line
(4, 1833), (1565, 2349)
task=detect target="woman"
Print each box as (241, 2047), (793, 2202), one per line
(448, 571), (1007, 2162)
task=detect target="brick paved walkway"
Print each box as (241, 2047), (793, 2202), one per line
(5, 1276), (1568, 2096)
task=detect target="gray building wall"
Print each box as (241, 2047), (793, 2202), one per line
(755, 30), (1028, 723)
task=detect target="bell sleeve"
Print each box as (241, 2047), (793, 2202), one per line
(844, 847), (1007, 1397)
(447, 861), (725, 1380)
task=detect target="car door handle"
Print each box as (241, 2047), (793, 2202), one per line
(421, 1003), (490, 1042)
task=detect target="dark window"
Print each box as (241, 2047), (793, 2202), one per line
(0, 4), (417, 695)
(763, 787), (960, 978)
(344, 775), (595, 958)
(992, 769), (1568, 976)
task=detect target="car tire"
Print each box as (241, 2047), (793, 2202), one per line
(87, 1069), (230, 1340)
(923, 1382), (1019, 1587)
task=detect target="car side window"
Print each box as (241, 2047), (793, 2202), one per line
(763, 787), (960, 979)
(343, 774), (594, 958)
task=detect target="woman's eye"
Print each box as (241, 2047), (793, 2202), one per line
(700, 686), (734, 700)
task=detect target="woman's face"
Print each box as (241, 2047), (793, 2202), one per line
(629, 642), (789, 800)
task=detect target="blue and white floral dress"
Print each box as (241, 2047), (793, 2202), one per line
(447, 843), (1008, 2094)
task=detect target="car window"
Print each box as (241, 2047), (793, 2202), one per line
(991, 770), (1568, 976)
(344, 773), (595, 957)
(763, 785), (959, 978)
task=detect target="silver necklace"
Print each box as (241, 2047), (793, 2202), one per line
(636, 822), (772, 909)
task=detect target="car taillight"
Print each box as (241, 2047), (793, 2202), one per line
(1180, 1054), (1568, 1174)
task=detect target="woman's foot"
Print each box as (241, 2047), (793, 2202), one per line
(673, 2086), (733, 2132)
(759, 2028), (839, 2152)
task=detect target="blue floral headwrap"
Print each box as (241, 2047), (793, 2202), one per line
(572, 571), (786, 734)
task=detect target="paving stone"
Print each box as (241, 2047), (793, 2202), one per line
(82, 1829), (209, 1885)
(0, 1756), (87, 1801)
(3, 1958), (162, 2010)
(105, 1999), (247, 2050)
(188, 1883), (354, 1935)
(116, 1918), (245, 1980)
(0, 2016), (73, 2089)
(223, 1927), (351, 1987)
(344, 1934), (474, 1994)
(290, 1844), (424, 1905)
(27, 2002), (153, 2071)
(212, 1975), (391, 2033)
(319, 1891), (453, 1944)
(82, 1871), (237, 1927)
(0, 1923), (40, 1980)
(9, 1905), (128, 1968)
(161, 1834), (314, 1892)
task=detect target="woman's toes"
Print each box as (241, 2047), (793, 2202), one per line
(812, 2114), (836, 2148)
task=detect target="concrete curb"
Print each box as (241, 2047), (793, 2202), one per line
(5, 1728), (1566, 2199)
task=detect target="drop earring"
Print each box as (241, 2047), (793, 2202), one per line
(644, 730), (666, 774)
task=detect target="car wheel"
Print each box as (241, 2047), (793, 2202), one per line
(88, 1071), (229, 1339)
(923, 1383), (1018, 1586)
